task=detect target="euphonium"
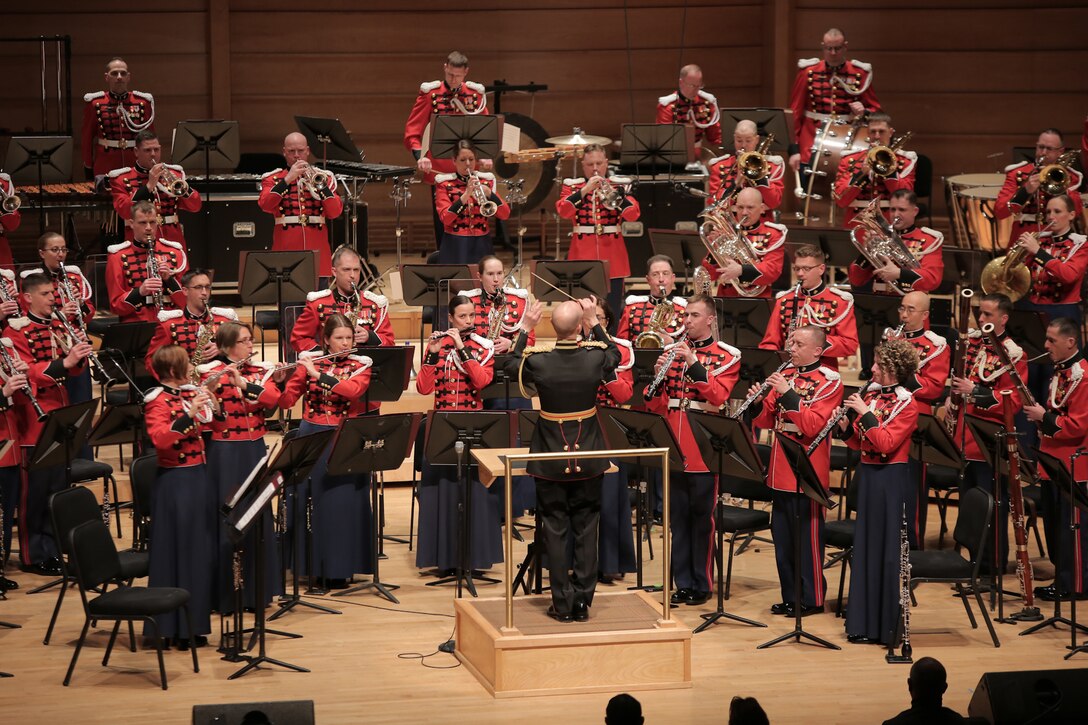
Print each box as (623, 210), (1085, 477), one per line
(866, 131), (913, 178)
(157, 165), (189, 196)
(0, 186), (21, 214)
(469, 171), (498, 217)
(1037, 150), (1079, 197)
(694, 209), (765, 297)
(634, 284), (675, 349)
(735, 133), (775, 183)
(849, 197), (920, 272)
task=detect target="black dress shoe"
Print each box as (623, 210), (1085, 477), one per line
(546, 605), (573, 623)
(324, 578), (350, 590)
(846, 634), (879, 644)
(192, 635), (208, 648)
(174, 638), (190, 650)
(785, 603), (824, 617)
(572, 600), (589, 622)
(684, 590), (710, 605)
(0, 575), (18, 591)
(770, 602), (790, 615)
(670, 588), (692, 605)
(1034, 584), (1057, 600)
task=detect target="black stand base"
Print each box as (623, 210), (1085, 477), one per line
(1018, 614), (1088, 637)
(228, 653), (310, 680)
(996, 606), (1044, 624)
(25, 576), (65, 595)
(512, 542), (542, 595)
(332, 578), (401, 604)
(628, 474), (661, 593)
(425, 570), (500, 599)
(269, 592), (342, 621)
(694, 495), (767, 634)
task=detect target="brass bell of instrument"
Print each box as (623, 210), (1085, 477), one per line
(735, 133), (775, 183)
(980, 243), (1032, 301)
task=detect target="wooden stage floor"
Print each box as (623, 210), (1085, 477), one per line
(2, 461), (1085, 724)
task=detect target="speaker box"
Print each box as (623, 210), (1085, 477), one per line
(968, 669), (1088, 724)
(191, 700), (314, 725)
(181, 194), (275, 285)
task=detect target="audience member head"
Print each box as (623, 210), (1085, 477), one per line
(907, 656), (949, 705)
(729, 695), (770, 725)
(604, 693), (643, 725)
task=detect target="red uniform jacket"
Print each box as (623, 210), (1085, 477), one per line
(145, 385), (214, 467)
(289, 287), (394, 354)
(198, 359), (282, 442)
(751, 361), (843, 492)
(616, 293), (687, 345)
(258, 169), (344, 276)
(18, 264), (96, 321)
(278, 352), (373, 427)
(106, 238), (188, 322)
(900, 328), (950, 414)
(146, 306), (239, 377)
(789, 58), (880, 165)
(656, 90), (722, 148)
(465, 286), (534, 347)
(416, 333), (495, 411)
(556, 176), (640, 280)
(434, 172), (511, 236)
(842, 385), (918, 464)
(847, 225), (944, 295)
(1025, 231), (1088, 306)
(699, 221), (787, 298)
(954, 329), (1028, 461)
(644, 337), (740, 473)
(0, 338), (33, 466)
(81, 89), (155, 176)
(995, 161), (1084, 247)
(760, 283), (859, 369)
(0, 173), (19, 269)
(109, 164), (202, 246)
(596, 337), (634, 407)
(706, 152), (785, 216)
(5, 313), (85, 442)
(403, 80), (488, 183)
(833, 148), (916, 226)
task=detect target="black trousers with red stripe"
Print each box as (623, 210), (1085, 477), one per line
(670, 471), (716, 593)
(770, 488), (827, 609)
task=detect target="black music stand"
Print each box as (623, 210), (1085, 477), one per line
(758, 435), (840, 651)
(510, 410), (545, 595)
(4, 135), (73, 235)
(99, 322), (156, 401)
(293, 116), (361, 164)
(326, 413), (421, 603)
(224, 430), (333, 680)
(425, 411), (514, 597)
(400, 263), (474, 341)
(853, 291), (903, 346)
(942, 247), (987, 291)
(598, 406), (686, 592)
(1022, 450), (1088, 653)
(172, 120), (240, 176)
(429, 115), (502, 161)
(88, 403), (146, 535)
(1006, 309), (1049, 361)
(24, 400), (99, 595)
(530, 260), (609, 301)
(714, 299), (772, 348)
(239, 250), (317, 358)
(910, 413), (964, 548)
(732, 348), (788, 404)
(619, 124), (695, 173)
(718, 108), (791, 157)
(789, 226), (856, 271)
(686, 412), (768, 632)
(649, 229), (705, 293)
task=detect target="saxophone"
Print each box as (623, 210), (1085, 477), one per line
(145, 237), (165, 309)
(886, 503), (913, 663)
(189, 320), (214, 384)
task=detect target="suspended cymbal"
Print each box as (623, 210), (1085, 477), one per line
(545, 130), (612, 147)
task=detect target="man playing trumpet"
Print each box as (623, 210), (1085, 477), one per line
(109, 129), (202, 249)
(258, 132), (344, 276)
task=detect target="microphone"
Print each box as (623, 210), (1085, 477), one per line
(455, 440), (465, 466)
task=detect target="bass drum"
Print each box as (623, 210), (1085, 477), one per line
(492, 112), (557, 212)
(796, 118), (869, 226)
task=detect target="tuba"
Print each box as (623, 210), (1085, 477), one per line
(849, 197), (920, 272)
(735, 133), (776, 183)
(694, 208), (766, 297)
(634, 284), (675, 349)
(866, 131), (913, 178)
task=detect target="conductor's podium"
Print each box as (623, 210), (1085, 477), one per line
(459, 447), (692, 698)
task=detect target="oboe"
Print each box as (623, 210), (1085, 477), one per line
(885, 503), (913, 664)
(645, 331), (688, 399)
(731, 360), (792, 419)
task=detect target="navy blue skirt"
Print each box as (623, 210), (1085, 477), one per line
(598, 467), (637, 576)
(435, 232), (494, 265)
(415, 460), (503, 572)
(293, 421), (373, 580)
(208, 438), (282, 611)
(147, 464), (216, 639)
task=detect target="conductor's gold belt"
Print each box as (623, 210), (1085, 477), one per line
(539, 408), (597, 423)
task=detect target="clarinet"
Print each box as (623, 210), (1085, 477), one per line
(806, 382), (876, 455)
(645, 331), (688, 399)
(886, 503), (914, 664)
(0, 342), (46, 422)
(52, 309), (113, 385)
(731, 360), (792, 419)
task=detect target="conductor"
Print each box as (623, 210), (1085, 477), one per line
(506, 297), (621, 623)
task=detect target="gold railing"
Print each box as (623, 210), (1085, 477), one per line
(500, 447), (672, 633)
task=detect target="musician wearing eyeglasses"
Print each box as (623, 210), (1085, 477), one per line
(832, 114), (916, 228)
(747, 325), (843, 616)
(706, 121), (784, 218)
(1023, 318), (1088, 602)
(81, 57), (154, 178)
(290, 246), (394, 357)
(276, 314), (374, 590)
(656, 64), (722, 152)
(558, 143), (641, 316)
(847, 190), (943, 297)
(787, 28), (881, 173)
(617, 255), (686, 344)
(258, 132), (344, 277)
(760, 245), (858, 370)
(836, 339), (919, 645)
(0, 172), (20, 269)
(7, 273), (93, 577)
(146, 269), (238, 380)
(414, 295), (500, 577)
(697, 187), (787, 299)
(109, 130), (202, 249)
(945, 293), (1027, 575)
(433, 141), (510, 266)
(644, 294), (740, 605)
(106, 200), (188, 323)
(996, 128), (1084, 247)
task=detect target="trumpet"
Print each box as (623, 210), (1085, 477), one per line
(156, 165), (189, 196)
(300, 164), (335, 198)
(1037, 150), (1079, 197)
(469, 171), (498, 217)
(0, 185), (20, 214)
(592, 174), (625, 211)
